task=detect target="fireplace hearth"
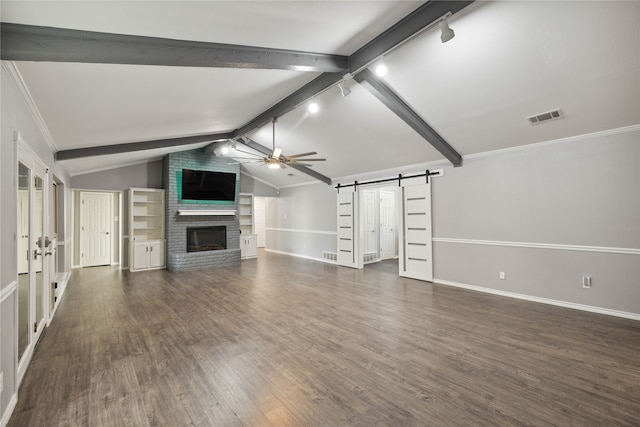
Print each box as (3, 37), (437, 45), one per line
(187, 226), (227, 252)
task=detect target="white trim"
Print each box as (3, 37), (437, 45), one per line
(0, 281), (17, 303)
(433, 278), (640, 322)
(432, 237), (640, 255)
(1, 392), (18, 427)
(3, 62), (58, 151)
(265, 227), (337, 236)
(278, 179), (327, 190)
(48, 272), (71, 324)
(265, 248), (335, 265)
(335, 159), (449, 186)
(332, 125), (640, 186)
(0, 280), (18, 303)
(462, 124), (640, 162)
(177, 209), (236, 216)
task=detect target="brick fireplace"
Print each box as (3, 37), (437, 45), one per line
(163, 149), (241, 271)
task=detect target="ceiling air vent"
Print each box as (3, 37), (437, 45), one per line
(526, 109), (563, 126)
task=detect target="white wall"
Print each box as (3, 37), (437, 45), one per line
(265, 127), (640, 317)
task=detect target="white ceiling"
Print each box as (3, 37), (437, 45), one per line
(3, 1), (639, 188)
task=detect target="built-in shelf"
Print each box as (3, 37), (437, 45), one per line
(239, 193), (254, 235)
(177, 209), (237, 216)
(129, 188), (166, 272)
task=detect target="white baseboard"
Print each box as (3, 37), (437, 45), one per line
(265, 249), (336, 265)
(48, 272), (71, 324)
(433, 278), (640, 321)
(1, 393), (17, 427)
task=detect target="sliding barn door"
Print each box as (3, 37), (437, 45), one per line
(336, 190), (360, 268)
(399, 182), (433, 281)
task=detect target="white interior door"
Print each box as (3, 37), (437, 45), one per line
(379, 190), (396, 260)
(399, 181), (433, 282)
(254, 197), (266, 248)
(336, 190), (360, 268)
(17, 143), (51, 384)
(80, 192), (113, 267)
(18, 189), (30, 274)
(362, 190), (377, 257)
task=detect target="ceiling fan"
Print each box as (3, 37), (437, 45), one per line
(231, 117), (325, 169)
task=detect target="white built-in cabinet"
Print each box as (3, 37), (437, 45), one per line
(239, 193), (257, 259)
(129, 188), (165, 271)
(240, 234), (257, 259)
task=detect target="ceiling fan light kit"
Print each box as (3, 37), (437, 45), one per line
(228, 117), (326, 170)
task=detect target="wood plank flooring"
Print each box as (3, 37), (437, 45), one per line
(9, 251), (640, 426)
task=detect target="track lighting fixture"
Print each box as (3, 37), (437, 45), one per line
(439, 18), (455, 43)
(338, 81), (351, 97)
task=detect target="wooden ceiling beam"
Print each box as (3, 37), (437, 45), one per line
(0, 23), (348, 72)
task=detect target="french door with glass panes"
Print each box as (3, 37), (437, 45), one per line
(17, 144), (51, 383)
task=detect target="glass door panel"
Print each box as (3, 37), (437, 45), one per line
(34, 175), (45, 333)
(17, 162), (31, 361)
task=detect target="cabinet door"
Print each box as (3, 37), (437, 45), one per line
(149, 240), (164, 268)
(131, 241), (150, 271)
(245, 235), (257, 258)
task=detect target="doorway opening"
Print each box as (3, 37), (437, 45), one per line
(361, 186), (399, 268)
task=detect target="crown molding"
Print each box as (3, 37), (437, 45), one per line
(463, 124), (640, 161)
(2, 61), (58, 152)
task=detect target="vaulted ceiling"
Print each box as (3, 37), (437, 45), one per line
(2, 1), (639, 188)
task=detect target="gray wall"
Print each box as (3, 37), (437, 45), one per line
(266, 182), (337, 260)
(1, 65), (72, 422)
(265, 128), (639, 316)
(239, 172), (279, 197)
(432, 128), (639, 314)
(70, 160), (162, 269)
(70, 160), (163, 191)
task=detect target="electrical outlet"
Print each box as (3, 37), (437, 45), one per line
(582, 275), (592, 289)
(499, 271), (506, 280)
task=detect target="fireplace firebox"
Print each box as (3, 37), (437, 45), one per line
(187, 226), (227, 252)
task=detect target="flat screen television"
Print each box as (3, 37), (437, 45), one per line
(181, 169), (236, 202)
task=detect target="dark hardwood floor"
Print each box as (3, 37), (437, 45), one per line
(9, 251), (640, 426)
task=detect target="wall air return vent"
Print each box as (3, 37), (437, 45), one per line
(526, 109), (563, 126)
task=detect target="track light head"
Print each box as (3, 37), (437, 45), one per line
(338, 81), (351, 97)
(439, 19), (455, 43)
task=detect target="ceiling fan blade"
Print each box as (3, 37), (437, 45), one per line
(289, 158), (325, 162)
(286, 151), (317, 158)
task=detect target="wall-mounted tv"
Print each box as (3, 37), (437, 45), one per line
(181, 169), (236, 202)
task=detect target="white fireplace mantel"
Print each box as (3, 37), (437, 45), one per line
(177, 209), (237, 216)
